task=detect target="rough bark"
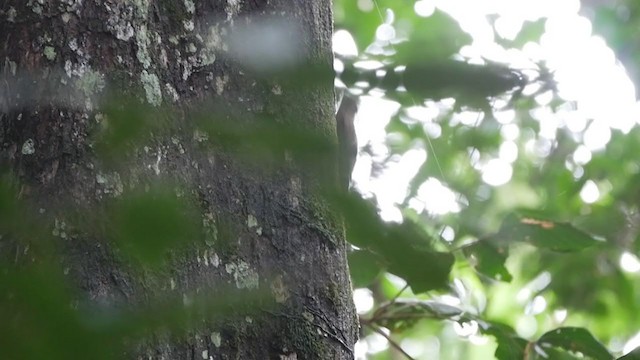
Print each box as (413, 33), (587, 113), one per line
(0, 1), (357, 359)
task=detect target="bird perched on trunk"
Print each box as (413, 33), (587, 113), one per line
(335, 93), (359, 191)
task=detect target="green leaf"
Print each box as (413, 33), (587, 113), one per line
(382, 221), (454, 293)
(96, 99), (159, 165)
(0, 265), (120, 360)
(384, 244), (454, 293)
(335, 193), (454, 292)
(335, 192), (386, 249)
(500, 18), (547, 48)
(537, 327), (613, 359)
(496, 213), (601, 252)
(481, 321), (528, 360)
(464, 241), (512, 282)
(618, 347), (640, 360)
(396, 10), (472, 63)
(348, 250), (384, 288)
(494, 335), (528, 360)
(400, 61), (526, 108)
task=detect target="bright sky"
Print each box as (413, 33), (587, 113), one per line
(335, 0), (640, 357)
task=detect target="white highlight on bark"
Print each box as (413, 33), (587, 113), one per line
(210, 332), (222, 347)
(225, 261), (259, 289)
(21, 139), (35, 155)
(141, 70), (162, 106)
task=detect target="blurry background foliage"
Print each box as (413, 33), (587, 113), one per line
(334, 0), (640, 359)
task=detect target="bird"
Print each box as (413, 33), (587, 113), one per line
(335, 92), (359, 191)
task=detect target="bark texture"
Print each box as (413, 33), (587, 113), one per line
(0, 1), (357, 358)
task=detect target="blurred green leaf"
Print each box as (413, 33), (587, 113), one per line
(0, 266), (119, 360)
(619, 348), (640, 360)
(481, 321), (528, 360)
(537, 327), (613, 360)
(335, 193), (454, 292)
(341, 59), (528, 109)
(95, 99), (162, 165)
(496, 18), (547, 48)
(494, 335), (528, 359)
(349, 249), (384, 287)
(194, 106), (334, 171)
(402, 61), (525, 107)
(589, 3), (640, 100)
(495, 213), (601, 252)
(515, 18), (547, 46)
(0, 263), (267, 360)
(382, 232), (454, 293)
(395, 10), (472, 62)
(110, 187), (199, 266)
(464, 241), (512, 282)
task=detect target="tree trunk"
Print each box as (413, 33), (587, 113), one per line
(0, 1), (357, 359)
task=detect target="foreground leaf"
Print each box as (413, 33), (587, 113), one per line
(496, 213), (601, 252)
(348, 250), (384, 288)
(335, 193), (454, 293)
(537, 327), (613, 359)
(480, 321), (528, 360)
(464, 240), (512, 282)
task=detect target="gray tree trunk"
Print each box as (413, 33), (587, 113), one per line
(0, 1), (357, 358)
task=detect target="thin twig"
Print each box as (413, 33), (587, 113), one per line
(369, 325), (416, 360)
(368, 283), (410, 323)
(390, 283), (409, 304)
